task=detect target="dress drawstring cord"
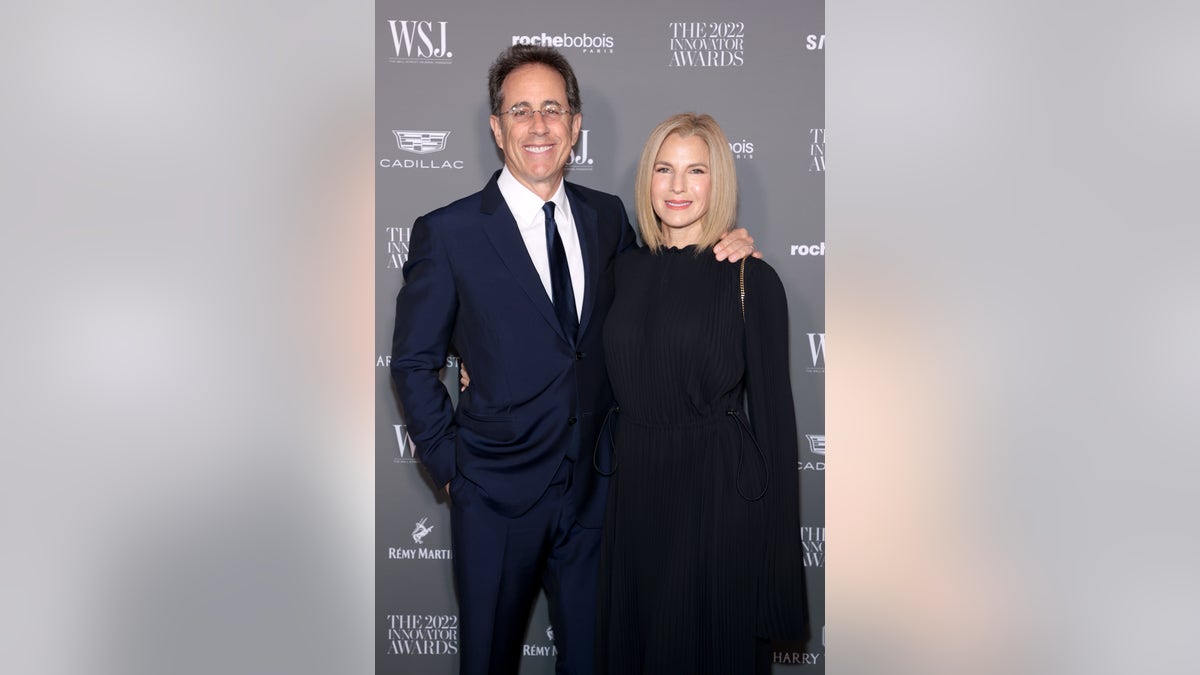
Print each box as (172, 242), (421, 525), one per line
(592, 405), (620, 476)
(727, 410), (769, 501)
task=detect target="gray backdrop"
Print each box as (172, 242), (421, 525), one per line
(375, 1), (824, 671)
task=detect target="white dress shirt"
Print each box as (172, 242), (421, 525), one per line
(496, 166), (585, 319)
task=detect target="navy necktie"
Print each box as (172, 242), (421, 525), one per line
(543, 201), (579, 341)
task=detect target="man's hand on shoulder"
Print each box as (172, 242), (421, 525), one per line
(714, 228), (763, 262)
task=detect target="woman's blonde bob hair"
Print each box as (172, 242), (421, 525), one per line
(634, 113), (738, 253)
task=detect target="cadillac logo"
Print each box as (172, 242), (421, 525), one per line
(393, 130), (451, 154)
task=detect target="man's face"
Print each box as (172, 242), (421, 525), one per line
(489, 63), (581, 201)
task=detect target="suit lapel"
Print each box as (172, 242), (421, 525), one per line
(478, 172), (569, 343)
(567, 182), (600, 340)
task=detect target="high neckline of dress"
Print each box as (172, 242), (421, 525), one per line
(662, 244), (698, 254)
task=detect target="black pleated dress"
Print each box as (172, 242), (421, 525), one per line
(596, 245), (807, 675)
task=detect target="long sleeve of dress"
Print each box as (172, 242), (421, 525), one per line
(743, 258), (809, 641)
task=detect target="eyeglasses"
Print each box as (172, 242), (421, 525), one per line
(498, 104), (572, 122)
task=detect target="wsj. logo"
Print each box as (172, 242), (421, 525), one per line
(394, 130), (449, 154)
(800, 434), (825, 471)
(565, 130), (593, 170)
(806, 333), (825, 373)
(801, 526), (825, 568)
(386, 226), (411, 269)
(411, 517), (434, 545)
(728, 138), (753, 159)
(387, 20), (452, 63)
(809, 128), (825, 172)
(806, 34), (826, 50)
(790, 242), (825, 256)
(393, 424), (418, 463)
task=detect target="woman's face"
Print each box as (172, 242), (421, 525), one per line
(650, 133), (711, 247)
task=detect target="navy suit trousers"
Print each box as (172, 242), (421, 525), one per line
(450, 459), (600, 675)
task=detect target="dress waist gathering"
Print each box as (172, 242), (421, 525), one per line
(617, 408), (743, 430)
(594, 404), (767, 502)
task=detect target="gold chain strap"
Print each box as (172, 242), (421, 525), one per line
(739, 257), (746, 320)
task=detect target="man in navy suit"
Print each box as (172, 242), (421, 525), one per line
(390, 45), (755, 675)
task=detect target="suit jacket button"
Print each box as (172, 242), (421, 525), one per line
(575, 351), (585, 360)
(567, 416), (577, 426)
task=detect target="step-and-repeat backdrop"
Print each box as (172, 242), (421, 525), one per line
(375, 1), (824, 672)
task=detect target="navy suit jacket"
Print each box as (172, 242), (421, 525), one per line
(391, 170), (638, 528)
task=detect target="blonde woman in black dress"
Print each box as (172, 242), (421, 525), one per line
(596, 113), (807, 674)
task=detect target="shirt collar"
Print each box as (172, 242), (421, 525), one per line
(497, 165), (568, 230)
